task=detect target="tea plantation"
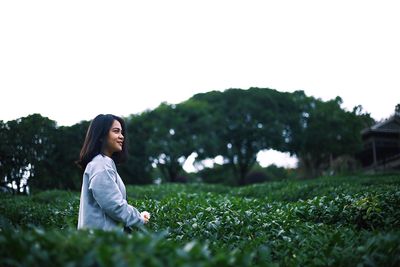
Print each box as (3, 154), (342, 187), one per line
(1, 174), (399, 266)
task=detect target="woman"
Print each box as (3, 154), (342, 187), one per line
(77, 114), (150, 231)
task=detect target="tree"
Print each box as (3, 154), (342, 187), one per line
(118, 113), (153, 185)
(291, 97), (374, 177)
(0, 120), (12, 192)
(32, 120), (89, 191)
(0, 114), (57, 194)
(191, 88), (288, 185)
(146, 100), (211, 182)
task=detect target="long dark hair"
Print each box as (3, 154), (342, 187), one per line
(77, 114), (128, 169)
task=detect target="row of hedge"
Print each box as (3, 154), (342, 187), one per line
(1, 174), (399, 266)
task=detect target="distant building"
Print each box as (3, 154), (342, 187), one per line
(359, 111), (400, 171)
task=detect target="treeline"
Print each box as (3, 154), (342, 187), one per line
(0, 88), (374, 194)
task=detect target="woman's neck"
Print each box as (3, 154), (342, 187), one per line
(102, 149), (113, 158)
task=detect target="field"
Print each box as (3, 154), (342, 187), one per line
(1, 174), (400, 266)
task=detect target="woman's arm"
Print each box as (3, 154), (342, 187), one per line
(89, 168), (144, 227)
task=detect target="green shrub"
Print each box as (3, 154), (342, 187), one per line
(1, 174), (399, 266)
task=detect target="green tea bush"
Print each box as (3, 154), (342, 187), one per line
(0, 174), (399, 266)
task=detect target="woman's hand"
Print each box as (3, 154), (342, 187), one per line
(140, 211), (151, 224)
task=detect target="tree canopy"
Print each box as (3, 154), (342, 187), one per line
(0, 88), (375, 193)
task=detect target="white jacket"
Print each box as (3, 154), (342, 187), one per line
(77, 154), (144, 231)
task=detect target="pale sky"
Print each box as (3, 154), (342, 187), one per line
(1, 1), (399, 169)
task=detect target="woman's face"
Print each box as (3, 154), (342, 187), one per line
(103, 119), (124, 156)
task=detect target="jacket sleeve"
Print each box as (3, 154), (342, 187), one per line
(88, 168), (144, 227)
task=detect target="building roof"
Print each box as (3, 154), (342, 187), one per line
(361, 114), (400, 135)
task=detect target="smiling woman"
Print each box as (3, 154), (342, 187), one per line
(103, 120), (125, 158)
(76, 114), (150, 232)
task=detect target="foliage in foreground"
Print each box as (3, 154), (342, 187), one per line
(0, 174), (399, 266)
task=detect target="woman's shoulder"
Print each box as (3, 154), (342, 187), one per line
(86, 154), (116, 173)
